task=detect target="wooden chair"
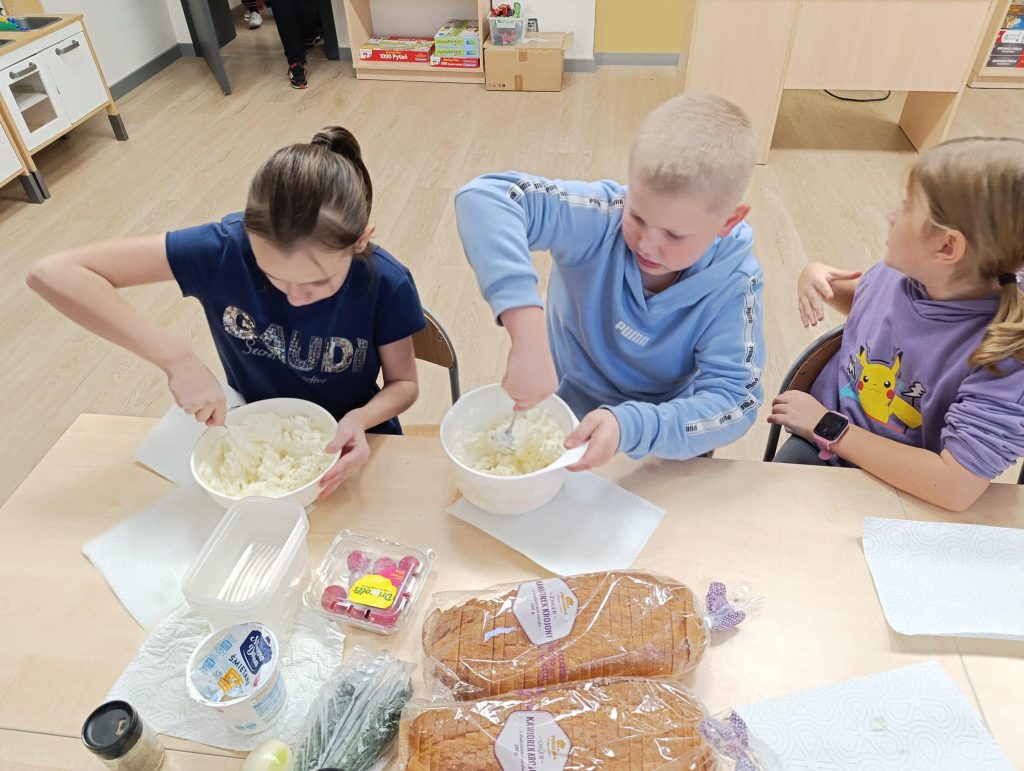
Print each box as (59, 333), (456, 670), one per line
(405, 308), (460, 438)
(763, 325), (844, 462)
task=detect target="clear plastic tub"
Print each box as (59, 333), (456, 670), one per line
(489, 16), (526, 45)
(182, 497), (309, 633)
(305, 530), (435, 635)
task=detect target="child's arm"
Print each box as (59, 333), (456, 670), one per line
(768, 391), (989, 510)
(26, 236), (227, 424)
(317, 337), (418, 500)
(456, 174), (622, 409)
(566, 275), (766, 468)
(797, 262), (863, 328)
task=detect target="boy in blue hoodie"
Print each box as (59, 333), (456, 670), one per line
(455, 94), (765, 471)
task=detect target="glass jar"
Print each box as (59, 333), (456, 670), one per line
(82, 700), (166, 770)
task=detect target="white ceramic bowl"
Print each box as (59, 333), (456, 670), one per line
(440, 384), (579, 515)
(190, 398), (340, 508)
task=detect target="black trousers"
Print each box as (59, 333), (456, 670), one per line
(271, 0), (320, 64)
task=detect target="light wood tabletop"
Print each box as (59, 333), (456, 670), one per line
(0, 414), (1019, 768)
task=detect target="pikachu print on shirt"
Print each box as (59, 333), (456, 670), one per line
(839, 345), (926, 434)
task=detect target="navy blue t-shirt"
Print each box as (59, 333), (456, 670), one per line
(166, 213), (425, 434)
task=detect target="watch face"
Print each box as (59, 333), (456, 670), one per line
(816, 412), (849, 441)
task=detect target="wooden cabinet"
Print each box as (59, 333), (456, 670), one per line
(0, 116), (24, 182)
(1, 50), (71, 150)
(0, 16), (127, 202)
(43, 32), (108, 123)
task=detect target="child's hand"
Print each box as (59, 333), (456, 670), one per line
(767, 390), (829, 441)
(564, 409), (621, 472)
(319, 413), (370, 501)
(166, 355), (227, 425)
(504, 344), (559, 411)
(797, 262), (862, 328)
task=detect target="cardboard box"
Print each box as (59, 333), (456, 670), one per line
(359, 37), (434, 63)
(484, 32), (573, 92)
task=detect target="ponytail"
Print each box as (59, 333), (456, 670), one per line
(969, 278), (1024, 373)
(244, 125), (372, 254)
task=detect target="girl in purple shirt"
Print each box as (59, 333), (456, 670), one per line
(769, 137), (1024, 512)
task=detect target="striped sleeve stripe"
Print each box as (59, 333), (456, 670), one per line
(684, 275), (762, 435)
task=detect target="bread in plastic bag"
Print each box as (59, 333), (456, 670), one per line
(292, 646), (413, 771)
(421, 570), (751, 699)
(398, 676), (772, 770)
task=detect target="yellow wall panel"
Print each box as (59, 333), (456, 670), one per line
(595, 0), (686, 53)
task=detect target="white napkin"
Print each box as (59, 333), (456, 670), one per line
(82, 479), (225, 630)
(863, 517), (1024, 639)
(448, 472), (664, 574)
(736, 661), (1014, 770)
(135, 385), (246, 484)
(108, 604), (345, 752)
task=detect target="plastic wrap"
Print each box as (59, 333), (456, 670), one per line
(292, 647), (413, 771)
(421, 570), (752, 699)
(398, 676), (770, 770)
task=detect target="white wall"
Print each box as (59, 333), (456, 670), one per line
(521, 0), (594, 61)
(44, 0), (178, 84)
(166, 0), (193, 45)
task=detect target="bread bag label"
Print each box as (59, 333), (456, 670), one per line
(494, 710), (571, 771)
(512, 579), (578, 645)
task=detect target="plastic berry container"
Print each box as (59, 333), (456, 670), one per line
(305, 530), (435, 635)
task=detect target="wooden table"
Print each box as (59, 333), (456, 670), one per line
(680, 0), (1001, 163)
(0, 414), (1020, 768)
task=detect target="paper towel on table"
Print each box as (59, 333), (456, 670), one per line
(135, 384), (246, 484)
(863, 516), (1024, 639)
(448, 472), (664, 575)
(108, 604), (346, 752)
(82, 479), (224, 630)
(736, 661), (1014, 770)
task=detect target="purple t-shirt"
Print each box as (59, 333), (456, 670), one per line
(811, 264), (1024, 479)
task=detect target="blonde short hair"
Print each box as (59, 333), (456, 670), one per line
(629, 94), (757, 214)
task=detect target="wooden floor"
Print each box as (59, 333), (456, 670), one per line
(1, 21), (1022, 504)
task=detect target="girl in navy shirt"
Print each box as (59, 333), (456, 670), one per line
(29, 127), (426, 499)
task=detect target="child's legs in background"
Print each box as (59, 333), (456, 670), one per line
(772, 436), (831, 466)
(269, 0), (306, 64)
(242, 1), (258, 11)
(297, 0), (321, 40)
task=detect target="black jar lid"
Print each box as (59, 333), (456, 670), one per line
(82, 700), (142, 760)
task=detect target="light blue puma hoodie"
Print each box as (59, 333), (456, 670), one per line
(455, 173), (765, 460)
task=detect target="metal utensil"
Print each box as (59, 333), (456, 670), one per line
(494, 412), (519, 453)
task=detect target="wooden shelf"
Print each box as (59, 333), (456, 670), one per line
(342, 0), (489, 85)
(12, 90), (49, 110)
(969, 65), (1024, 88)
(354, 56), (484, 83)
(968, 0), (1024, 88)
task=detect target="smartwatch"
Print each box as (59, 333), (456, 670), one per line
(812, 411), (850, 461)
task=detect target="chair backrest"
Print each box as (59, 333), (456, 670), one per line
(780, 325), (845, 394)
(763, 325), (844, 462)
(411, 308), (460, 405)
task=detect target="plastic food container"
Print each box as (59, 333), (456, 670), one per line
(182, 497), (309, 633)
(440, 383), (580, 515)
(190, 397), (341, 508)
(186, 622), (287, 735)
(305, 531), (435, 635)
(489, 16), (526, 45)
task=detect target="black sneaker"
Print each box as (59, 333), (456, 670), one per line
(288, 61), (307, 89)
(304, 32), (322, 48)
